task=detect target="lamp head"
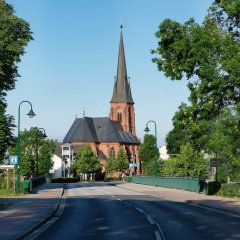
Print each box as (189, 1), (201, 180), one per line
(144, 126), (150, 133)
(27, 109), (36, 118)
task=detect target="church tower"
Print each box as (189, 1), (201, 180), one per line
(110, 26), (136, 135)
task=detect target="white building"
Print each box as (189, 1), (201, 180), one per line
(159, 145), (169, 160)
(50, 142), (84, 178)
(50, 142), (65, 178)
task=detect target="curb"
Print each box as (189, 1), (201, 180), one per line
(115, 182), (240, 217)
(8, 184), (65, 240)
(186, 200), (240, 218)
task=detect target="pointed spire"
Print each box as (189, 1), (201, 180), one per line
(111, 26), (134, 104)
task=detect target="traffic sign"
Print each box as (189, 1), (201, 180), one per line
(9, 155), (19, 165)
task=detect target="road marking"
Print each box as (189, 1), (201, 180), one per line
(155, 231), (162, 240)
(146, 215), (154, 224)
(153, 219), (166, 240)
(135, 207), (144, 213)
(124, 202), (132, 206)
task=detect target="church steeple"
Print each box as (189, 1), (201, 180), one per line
(111, 26), (134, 104)
(110, 26), (136, 135)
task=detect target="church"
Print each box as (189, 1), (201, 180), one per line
(61, 26), (140, 175)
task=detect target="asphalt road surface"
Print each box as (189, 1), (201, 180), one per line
(33, 183), (240, 240)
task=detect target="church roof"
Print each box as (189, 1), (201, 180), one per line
(63, 117), (140, 144)
(111, 26), (134, 104)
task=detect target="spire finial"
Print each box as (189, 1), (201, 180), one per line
(83, 107), (85, 118)
(120, 17), (123, 29)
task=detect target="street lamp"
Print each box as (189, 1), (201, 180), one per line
(144, 120), (158, 176)
(17, 101), (36, 193)
(35, 127), (47, 176)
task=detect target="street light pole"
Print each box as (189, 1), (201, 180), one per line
(144, 120), (158, 176)
(17, 101), (35, 193)
(35, 128), (47, 176)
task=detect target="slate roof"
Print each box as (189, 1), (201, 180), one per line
(111, 28), (134, 104)
(63, 117), (140, 144)
(54, 142), (63, 158)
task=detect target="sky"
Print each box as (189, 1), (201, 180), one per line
(6, 0), (213, 147)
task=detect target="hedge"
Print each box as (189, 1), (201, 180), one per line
(52, 177), (80, 183)
(216, 183), (240, 198)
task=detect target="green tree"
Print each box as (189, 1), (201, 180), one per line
(139, 134), (159, 174)
(10, 128), (54, 176)
(152, 1), (240, 118)
(105, 157), (115, 177)
(163, 143), (209, 178)
(152, 0), (240, 160)
(38, 140), (55, 176)
(114, 147), (129, 172)
(0, 0), (33, 161)
(72, 145), (101, 177)
(0, 0), (33, 99)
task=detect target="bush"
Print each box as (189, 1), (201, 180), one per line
(123, 176), (132, 182)
(216, 183), (240, 198)
(52, 177), (80, 183)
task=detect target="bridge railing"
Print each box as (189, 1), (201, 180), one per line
(132, 176), (206, 193)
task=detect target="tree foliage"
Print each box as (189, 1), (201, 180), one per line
(0, 0), (33, 161)
(72, 145), (101, 174)
(152, 0), (240, 171)
(0, 0), (33, 100)
(152, 1), (240, 118)
(10, 127), (54, 176)
(163, 143), (209, 178)
(114, 147), (129, 172)
(139, 134), (159, 175)
(105, 157), (115, 177)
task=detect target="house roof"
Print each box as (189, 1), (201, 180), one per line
(54, 142), (63, 158)
(63, 117), (140, 144)
(111, 27), (134, 104)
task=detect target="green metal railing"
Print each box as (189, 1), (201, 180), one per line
(132, 176), (206, 193)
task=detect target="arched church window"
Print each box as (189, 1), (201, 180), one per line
(117, 109), (122, 123)
(109, 147), (115, 159)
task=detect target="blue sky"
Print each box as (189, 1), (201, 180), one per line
(6, 0), (213, 146)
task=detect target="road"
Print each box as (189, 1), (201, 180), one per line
(33, 183), (240, 240)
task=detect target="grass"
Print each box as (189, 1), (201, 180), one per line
(0, 189), (16, 196)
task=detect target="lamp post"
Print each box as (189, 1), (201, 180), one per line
(35, 128), (47, 176)
(17, 101), (35, 193)
(144, 120), (158, 176)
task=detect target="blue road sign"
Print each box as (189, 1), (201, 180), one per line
(9, 155), (18, 165)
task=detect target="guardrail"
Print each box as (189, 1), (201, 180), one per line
(132, 176), (206, 193)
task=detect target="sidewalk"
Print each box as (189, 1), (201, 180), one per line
(115, 182), (240, 216)
(0, 183), (64, 240)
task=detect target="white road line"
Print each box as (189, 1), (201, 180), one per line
(155, 231), (162, 240)
(146, 215), (155, 224)
(135, 207), (144, 213)
(124, 202), (132, 206)
(154, 220), (166, 240)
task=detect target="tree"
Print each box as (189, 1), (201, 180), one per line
(163, 143), (209, 178)
(139, 134), (159, 174)
(72, 145), (101, 177)
(114, 147), (129, 172)
(105, 157), (115, 177)
(152, 1), (240, 118)
(0, 0), (33, 100)
(38, 140), (55, 176)
(0, 0), (33, 161)
(152, 0), (240, 160)
(10, 127), (55, 176)
(0, 103), (15, 161)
